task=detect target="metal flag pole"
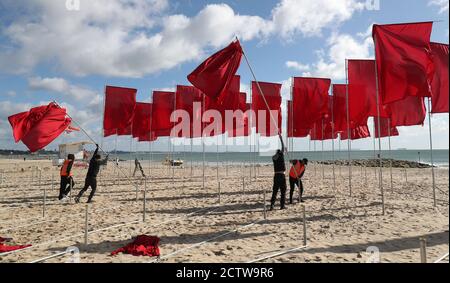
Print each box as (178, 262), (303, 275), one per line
(427, 98), (437, 207)
(190, 138), (193, 176)
(373, 44), (386, 216)
(202, 94), (206, 191)
(321, 117), (325, 181)
(388, 118), (393, 192)
(331, 96), (336, 192)
(314, 125), (317, 177)
(240, 41), (301, 186)
(338, 134), (342, 177)
(373, 117), (377, 181)
(115, 130), (118, 185)
(101, 86), (106, 150)
(345, 60), (352, 197)
(216, 135), (219, 181)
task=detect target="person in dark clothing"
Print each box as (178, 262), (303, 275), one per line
(133, 158), (146, 177)
(59, 154), (75, 200)
(270, 136), (287, 211)
(75, 144), (108, 203)
(289, 159), (308, 204)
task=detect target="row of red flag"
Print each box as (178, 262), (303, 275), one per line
(7, 22), (449, 152)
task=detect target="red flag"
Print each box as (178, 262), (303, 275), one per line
(341, 125), (371, 141)
(374, 117), (399, 138)
(373, 22), (434, 104)
(8, 102), (72, 152)
(224, 92), (250, 137)
(176, 85), (204, 138)
(309, 97), (335, 141)
(103, 86), (137, 137)
(152, 91), (175, 137)
(188, 40), (243, 104)
(332, 84), (348, 133)
(292, 77), (331, 130)
(384, 96), (426, 127)
(251, 81), (282, 137)
(132, 103), (152, 140)
(430, 42), (449, 113)
(287, 101), (309, 138)
(347, 59), (389, 119)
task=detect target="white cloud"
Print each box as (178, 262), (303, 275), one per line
(28, 76), (101, 105)
(286, 61), (311, 72)
(5, 91), (17, 97)
(429, 0), (449, 13)
(271, 0), (364, 38)
(292, 31), (373, 80)
(0, 0), (364, 78)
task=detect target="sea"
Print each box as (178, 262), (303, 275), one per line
(114, 149), (449, 168)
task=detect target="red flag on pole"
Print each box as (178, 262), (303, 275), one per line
(103, 86), (137, 137)
(287, 101), (310, 138)
(347, 59), (389, 119)
(188, 40), (243, 105)
(374, 117), (399, 138)
(341, 125), (371, 141)
(251, 81), (282, 137)
(292, 77), (331, 131)
(309, 97), (335, 141)
(332, 84), (348, 133)
(430, 42), (449, 114)
(372, 22), (434, 104)
(384, 96), (427, 127)
(224, 92), (250, 137)
(8, 102), (72, 152)
(132, 103), (152, 140)
(152, 91), (175, 138)
(176, 85), (204, 138)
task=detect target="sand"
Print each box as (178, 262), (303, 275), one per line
(0, 158), (448, 263)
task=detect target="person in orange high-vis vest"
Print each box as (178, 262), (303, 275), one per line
(59, 154), (75, 200)
(289, 159), (308, 204)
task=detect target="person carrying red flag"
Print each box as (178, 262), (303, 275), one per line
(75, 144), (109, 204)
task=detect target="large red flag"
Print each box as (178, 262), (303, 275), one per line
(374, 117), (400, 138)
(287, 101), (310, 138)
(224, 92), (250, 137)
(340, 125), (371, 141)
(152, 91), (175, 138)
(292, 77), (330, 131)
(8, 102), (72, 152)
(103, 86), (137, 137)
(384, 96), (426, 127)
(332, 84), (348, 133)
(176, 85), (204, 138)
(309, 97), (335, 141)
(188, 40), (243, 105)
(251, 81), (282, 137)
(430, 42), (449, 113)
(132, 103), (152, 140)
(373, 22), (434, 104)
(347, 59), (389, 119)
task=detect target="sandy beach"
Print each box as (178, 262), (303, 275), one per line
(0, 158), (448, 263)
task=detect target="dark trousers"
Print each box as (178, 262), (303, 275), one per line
(76, 177), (97, 202)
(271, 174), (287, 208)
(59, 176), (75, 200)
(289, 176), (304, 203)
(133, 164), (146, 177)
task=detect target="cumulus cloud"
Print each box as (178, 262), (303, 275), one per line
(287, 30), (373, 80)
(0, 0), (364, 78)
(286, 61), (311, 72)
(429, 0), (449, 14)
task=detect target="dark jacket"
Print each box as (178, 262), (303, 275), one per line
(86, 147), (108, 178)
(272, 135), (286, 173)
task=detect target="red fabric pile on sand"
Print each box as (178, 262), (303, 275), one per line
(111, 235), (160, 257)
(0, 237), (31, 253)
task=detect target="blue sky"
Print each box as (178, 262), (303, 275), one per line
(0, 0), (448, 152)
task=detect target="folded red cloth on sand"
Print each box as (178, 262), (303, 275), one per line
(0, 237), (31, 253)
(111, 235), (160, 257)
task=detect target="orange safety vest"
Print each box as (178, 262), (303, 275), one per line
(289, 163), (305, 179)
(60, 160), (73, 177)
